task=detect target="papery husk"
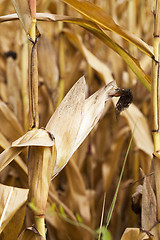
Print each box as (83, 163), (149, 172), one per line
(46, 76), (118, 177)
(46, 76), (86, 177)
(28, 145), (57, 216)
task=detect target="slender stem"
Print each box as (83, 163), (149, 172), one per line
(57, 2), (65, 106)
(35, 216), (46, 239)
(28, 1), (45, 238)
(152, 0), (160, 237)
(28, 18), (39, 128)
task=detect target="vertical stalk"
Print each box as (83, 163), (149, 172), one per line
(152, 0), (160, 235)
(28, 0), (39, 128)
(28, 0), (46, 238)
(57, 2), (65, 106)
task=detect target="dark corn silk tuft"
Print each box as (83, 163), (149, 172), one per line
(115, 89), (133, 117)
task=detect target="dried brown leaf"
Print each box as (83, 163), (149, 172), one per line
(6, 57), (22, 122)
(62, 0), (153, 57)
(121, 103), (153, 157)
(64, 36), (152, 157)
(66, 156), (91, 223)
(11, 0), (32, 33)
(0, 184), (29, 233)
(46, 76), (117, 177)
(65, 28), (151, 91)
(1, 205), (26, 240)
(0, 128), (55, 173)
(102, 127), (129, 192)
(121, 228), (150, 240)
(0, 132), (27, 175)
(12, 128), (54, 147)
(142, 176), (158, 238)
(37, 34), (59, 93)
(0, 100), (23, 142)
(0, 147), (23, 173)
(64, 33), (153, 158)
(46, 76), (86, 176)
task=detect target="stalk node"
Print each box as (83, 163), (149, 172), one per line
(153, 34), (160, 38)
(152, 129), (159, 133)
(152, 56), (159, 64)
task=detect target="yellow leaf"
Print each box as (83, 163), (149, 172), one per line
(62, 0), (153, 57)
(65, 29), (151, 91)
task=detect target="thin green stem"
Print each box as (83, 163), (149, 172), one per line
(106, 130), (134, 228)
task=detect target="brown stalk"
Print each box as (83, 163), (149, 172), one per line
(28, 0), (39, 128)
(28, 35), (39, 128)
(56, 1), (65, 106)
(152, 0), (160, 237)
(28, 145), (56, 239)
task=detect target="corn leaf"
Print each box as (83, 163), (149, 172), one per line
(1, 205), (26, 240)
(62, 0), (153, 57)
(142, 175), (158, 238)
(11, 0), (32, 33)
(0, 184), (28, 233)
(0, 13), (151, 90)
(0, 132), (27, 175)
(0, 128), (55, 172)
(0, 100), (23, 142)
(46, 76), (86, 176)
(64, 29), (151, 91)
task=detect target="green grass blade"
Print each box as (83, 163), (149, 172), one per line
(106, 129), (135, 228)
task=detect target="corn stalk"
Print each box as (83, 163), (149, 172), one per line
(28, 0), (48, 238)
(152, 0), (160, 236)
(28, 0), (39, 128)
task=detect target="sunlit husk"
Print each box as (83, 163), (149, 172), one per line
(28, 145), (56, 216)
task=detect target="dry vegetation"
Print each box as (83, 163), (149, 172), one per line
(0, 0), (158, 239)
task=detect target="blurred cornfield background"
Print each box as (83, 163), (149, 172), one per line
(0, 0), (158, 239)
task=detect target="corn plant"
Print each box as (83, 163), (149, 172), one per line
(0, 0), (158, 240)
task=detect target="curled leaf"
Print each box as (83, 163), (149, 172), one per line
(0, 128), (55, 172)
(46, 76), (128, 177)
